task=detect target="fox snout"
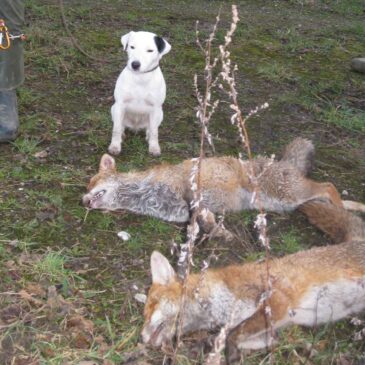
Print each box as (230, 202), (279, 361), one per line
(140, 326), (151, 344)
(141, 324), (168, 348)
(81, 195), (91, 208)
(81, 190), (107, 210)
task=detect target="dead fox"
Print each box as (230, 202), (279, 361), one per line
(82, 138), (363, 237)
(141, 202), (365, 362)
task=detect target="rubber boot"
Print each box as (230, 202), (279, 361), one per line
(0, 89), (19, 142)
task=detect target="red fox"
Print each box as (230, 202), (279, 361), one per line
(82, 138), (364, 237)
(141, 202), (365, 362)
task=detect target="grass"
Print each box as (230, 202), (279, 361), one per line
(323, 105), (365, 133)
(32, 251), (69, 283)
(0, 0), (364, 364)
(11, 137), (41, 155)
(273, 228), (304, 255)
(257, 61), (296, 83)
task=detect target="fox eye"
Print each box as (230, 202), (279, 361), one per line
(92, 190), (106, 201)
(147, 49), (154, 53)
(130, 45), (135, 49)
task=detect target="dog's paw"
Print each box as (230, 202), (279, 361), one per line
(108, 143), (121, 156)
(149, 144), (161, 157)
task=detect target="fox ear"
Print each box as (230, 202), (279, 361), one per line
(151, 251), (176, 285)
(121, 31), (134, 51)
(99, 154), (116, 172)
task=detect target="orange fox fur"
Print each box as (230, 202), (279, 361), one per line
(141, 202), (365, 363)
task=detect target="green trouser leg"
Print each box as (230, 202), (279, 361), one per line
(0, 89), (19, 141)
(0, 0), (25, 141)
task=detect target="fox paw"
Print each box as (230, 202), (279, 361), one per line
(108, 143), (121, 156)
(225, 341), (242, 364)
(223, 229), (234, 241)
(214, 227), (234, 241)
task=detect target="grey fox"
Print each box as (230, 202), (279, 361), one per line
(82, 138), (363, 237)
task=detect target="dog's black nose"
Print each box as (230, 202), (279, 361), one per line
(131, 61), (141, 70)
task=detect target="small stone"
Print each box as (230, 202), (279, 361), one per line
(134, 293), (147, 303)
(351, 58), (365, 74)
(117, 231), (131, 241)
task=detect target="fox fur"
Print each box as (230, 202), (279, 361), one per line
(82, 138), (364, 238)
(141, 203), (365, 363)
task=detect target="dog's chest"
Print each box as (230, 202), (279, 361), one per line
(123, 90), (155, 114)
(115, 69), (165, 112)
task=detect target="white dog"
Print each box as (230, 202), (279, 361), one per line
(108, 31), (171, 156)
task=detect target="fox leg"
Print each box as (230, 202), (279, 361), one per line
(225, 290), (289, 363)
(197, 209), (234, 241)
(303, 180), (343, 207)
(300, 180), (365, 213)
(319, 182), (343, 207)
(225, 306), (273, 364)
(342, 200), (365, 213)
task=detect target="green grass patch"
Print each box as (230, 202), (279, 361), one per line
(322, 105), (365, 133)
(257, 62), (296, 83)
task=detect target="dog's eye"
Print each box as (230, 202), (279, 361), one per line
(147, 49), (154, 53)
(130, 46), (135, 49)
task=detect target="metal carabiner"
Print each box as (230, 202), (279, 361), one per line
(0, 19), (11, 50)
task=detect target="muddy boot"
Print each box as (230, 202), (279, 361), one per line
(0, 89), (19, 142)
(351, 57), (365, 74)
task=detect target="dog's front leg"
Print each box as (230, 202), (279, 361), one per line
(108, 103), (125, 155)
(148, 108), (162, 156)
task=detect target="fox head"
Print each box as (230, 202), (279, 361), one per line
(141, 251), (183, 347)
(82, 154), (121, 210)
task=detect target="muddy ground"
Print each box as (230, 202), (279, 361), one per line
(0, 1), (364, 364)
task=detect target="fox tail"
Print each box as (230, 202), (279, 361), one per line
(281, 137), (315, 176)
(300, 200), (365, 243)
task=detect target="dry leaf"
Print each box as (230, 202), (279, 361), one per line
(66, 314), (94, 334)
(19, 290), (44, 306)
(0, 304), (22, 323)
(102, 360), (114, 365)
(26, 283), (46, 297)
(72, 331), (92, 349)
(47, 286), (72, 315)
(34, 150), (48, 158)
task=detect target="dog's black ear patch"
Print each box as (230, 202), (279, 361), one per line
(154, 36), (166, 53)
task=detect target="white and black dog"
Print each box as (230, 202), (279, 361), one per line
(108, 31), (171, 156)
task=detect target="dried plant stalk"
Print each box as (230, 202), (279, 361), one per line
(171, 11), (222, 365)
(206, 5), (273, 363)
(173, 5), (273, 364)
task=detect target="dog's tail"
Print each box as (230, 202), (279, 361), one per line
(281, 137), (314, 176)
(300, 200), (365, 243)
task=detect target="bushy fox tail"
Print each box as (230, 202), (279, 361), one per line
(300, 200), (365, 243)
(281, 137), (315, 176)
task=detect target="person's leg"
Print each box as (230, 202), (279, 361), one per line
(0, 0), (25, 141)
(0, 89), (18, 142)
